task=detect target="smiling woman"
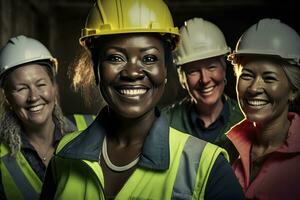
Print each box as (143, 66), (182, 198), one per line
(0, 35), (94, 200)
(40, 1), (244, 200)
(227, 18), (300, 199)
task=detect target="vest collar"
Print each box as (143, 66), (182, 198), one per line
(58, 107), (170, 170)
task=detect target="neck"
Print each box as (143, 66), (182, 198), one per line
(252, 111), (290, 155)
(195, 99), (223, 128)
(24, 117), (55, 146)
(107, 109), (156, 147)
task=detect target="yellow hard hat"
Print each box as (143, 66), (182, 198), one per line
(80, 0), (179, 49)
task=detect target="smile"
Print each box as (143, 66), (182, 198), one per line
(201, 86), (214, 93)
(27, 104), (44, 112)
(246, 99), (269, 106)
(119, 88), (147, 96)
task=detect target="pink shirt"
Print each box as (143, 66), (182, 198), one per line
(227, 113), (300, 200)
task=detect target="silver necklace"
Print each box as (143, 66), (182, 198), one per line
(102, 136), (140, 172)
(33, 143), (52, 161)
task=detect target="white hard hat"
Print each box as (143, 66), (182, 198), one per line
(228, 18), (300, 66)
(174, 18), (231, 66)
(0, 35), (58, 85)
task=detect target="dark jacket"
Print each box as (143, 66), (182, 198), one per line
(162, 95), (244, 162)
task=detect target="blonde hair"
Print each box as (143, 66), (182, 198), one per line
(0, 92), (69, 156)
(67, 48), (106, 109)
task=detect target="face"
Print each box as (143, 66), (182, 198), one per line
(237, 58), (295, 124)
(4, 64), (56, 128)
(96, 34), (166, 118)
(182, 57), (226, 107)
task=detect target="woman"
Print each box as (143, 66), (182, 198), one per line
(0, 35), (92, 200)
(163, 18), (244, 161)
(41, 0), (244, 199)
(227, 18), (300, 199)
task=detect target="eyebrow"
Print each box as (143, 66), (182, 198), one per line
(106, 46), (160, 53)
(263, 71), (278, 76)
(140, 46), (160, 52)
(243, 68), (278, 75)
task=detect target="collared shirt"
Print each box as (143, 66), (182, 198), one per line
(190, 98), (229, 143)
(20, 125), (63, 180)
(227, 112), (300, 199)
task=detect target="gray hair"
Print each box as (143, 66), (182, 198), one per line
(282, 63), (300, 94)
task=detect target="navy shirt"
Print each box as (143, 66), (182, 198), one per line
(20, 126), (63, 180)
(190, 99), (229, 143)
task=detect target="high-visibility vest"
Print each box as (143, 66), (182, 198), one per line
(65, 114), (96, 131)
(0, 114), (95, 200)
(51, 127), (228, 200)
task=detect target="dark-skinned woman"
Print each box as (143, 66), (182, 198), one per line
(0, 35), (93, 200)
(227, 18), (300, 199)
(40, 0), (244, 199)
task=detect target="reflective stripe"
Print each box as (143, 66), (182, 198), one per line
(74, 114), (88, 130)
(172, 136), (206, 199)
(2, 154), (39, 200)
(83, 114), (94, 127)
(195, 143), (228, 199)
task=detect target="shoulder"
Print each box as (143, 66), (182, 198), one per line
(162, 98), (190, 114)
(204, 155), (245, 200)
(225, 96), (242, 114)
(169, 128), (228, 161)
(224, 96), (244, 124)
(0, 143), (9, 158)
(64, 114), (96, 132)
(55, 130), (84, 154)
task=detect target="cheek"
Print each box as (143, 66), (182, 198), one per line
(147, 65), (166, 86)
(269, 84), (288, 99)
(7, 93), (27, 107)
(237, 80), (247, 98)
(42, 87), (57, 102)
(100, 64), (119, 84)
(186, 75), (198, 88)
(212, 69), (226, 82)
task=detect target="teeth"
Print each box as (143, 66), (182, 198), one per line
(247, 100), (268, 106)
(28, 105), (44, 112)
(119, 89), (147, 95)
(201, 86), (214, 93)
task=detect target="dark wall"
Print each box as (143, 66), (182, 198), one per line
(0, 0), (299, 114)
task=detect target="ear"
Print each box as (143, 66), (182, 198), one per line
(288, 88), (298, 103)
(177, 66), (187, 89)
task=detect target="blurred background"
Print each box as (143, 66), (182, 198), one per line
(0, 0), (298, 115)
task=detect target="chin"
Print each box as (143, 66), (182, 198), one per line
(245, 113), (269, 125)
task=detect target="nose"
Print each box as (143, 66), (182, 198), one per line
(27, 87), (40, 102)
(120, 59), (145, 81)
(247, 77), (264, 94)
(199, 69), (210, 84)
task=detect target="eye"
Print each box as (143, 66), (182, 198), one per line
(208, 65), (217, 71)
(16, 87), (27, 92)
(106, 54), (125, 63)
(239, 72), (253, 80)
(142, 55), (158, 64)
(186, 70), (199, 76)
(37, 83), (47, 87)
(263, 75), (278, 83)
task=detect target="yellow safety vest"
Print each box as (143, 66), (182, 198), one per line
(0, 114), (95, 200)
(50, 127), (228, 200)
